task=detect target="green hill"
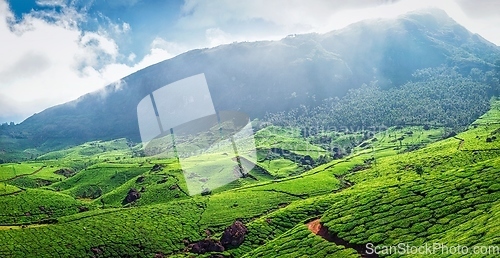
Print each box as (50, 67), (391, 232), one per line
(0, 8), (499, 258)
(1, 9), (499, 161)
(0, 99), (498, 257)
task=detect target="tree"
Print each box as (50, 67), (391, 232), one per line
(494, 60), (500, 95)
(415, 165), (424, 177)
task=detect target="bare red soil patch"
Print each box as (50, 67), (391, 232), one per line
(307, 219), (334, 241)
(306, 219), (378, 258)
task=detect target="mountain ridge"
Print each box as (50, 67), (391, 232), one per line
(1, 8), (499, 159)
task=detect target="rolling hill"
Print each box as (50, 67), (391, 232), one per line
(0, 93), (499, 257)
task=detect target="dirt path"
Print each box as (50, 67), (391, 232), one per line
(232, 156), (273, 179)
(0, 166), (47, 182)
(307, 219), (378, 258)
(0, 166), (45, 195)
(453, 136), (465, 150)
(0, 224), (48, 230)
(0, 189), (24, 197)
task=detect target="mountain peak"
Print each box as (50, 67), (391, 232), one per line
(3, 7), (500, 155)
(399, 8), (457, 29)
(404, 7), (450, 19)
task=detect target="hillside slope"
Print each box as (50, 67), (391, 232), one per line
(1, 9), (499, 159)
(0, 99), (499, 257)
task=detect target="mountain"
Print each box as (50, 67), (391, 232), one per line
(1, 8), (500, 158)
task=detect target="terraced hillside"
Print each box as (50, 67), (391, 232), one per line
(0, 99), (499, 257)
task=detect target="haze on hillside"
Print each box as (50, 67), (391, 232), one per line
(1, 0), (499, 124)
(0, 3), (499, 258)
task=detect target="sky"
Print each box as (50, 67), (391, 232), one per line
(0, 0), (499, 124)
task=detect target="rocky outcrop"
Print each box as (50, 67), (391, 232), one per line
(189, 239), (225, 254)
(122, 188), (141, 205)
(220, 221), (248, 248)
(54, 168), (76, 177)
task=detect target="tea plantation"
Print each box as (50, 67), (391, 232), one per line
(0, 100), (499, 257)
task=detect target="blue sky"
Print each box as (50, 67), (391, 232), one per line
(0, 0), (499, 123)
(7, 0), (184, 63)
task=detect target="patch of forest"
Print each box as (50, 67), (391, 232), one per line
(266, 67), (498, 136)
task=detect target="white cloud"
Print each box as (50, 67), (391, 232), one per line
(205, 27), (233, 47)
(0, 52), (50, 84)
(76, 31), (119, 68)
(106, 21), (132, 35)
(97, 12), (132, 36)
(134, 38), (187, 70)
(179, 0), (401, 32)
(452, 0), (500, 45)
(35, 0), (67, 7)
(151, 37), (187, 54)
(105, 0), (141, 8)
(179, 0), (500, 46)
(122, 22), (130, 33)
(128, 52), (136, 62)
(0, 0), (182, 123)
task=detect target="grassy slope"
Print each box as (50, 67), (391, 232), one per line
(0, 162), (45, 181)
(0, 183), (21, 195)
(254, 126), (328, 160)
(0, 100), (498, 257)
(0, 189), (83, 225)
(245, 224), (359, 258)
(241, 99), (500, 257)
(51, 165), (149, 198)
